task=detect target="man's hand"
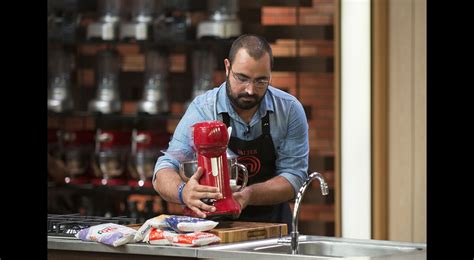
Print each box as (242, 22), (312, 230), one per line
(232, 186), (252, 211)
(182, 167), (223, 218)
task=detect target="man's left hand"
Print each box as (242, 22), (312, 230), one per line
(232, 187), (251, 211)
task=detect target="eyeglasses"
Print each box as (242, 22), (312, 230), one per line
(230, 69), (270, 89)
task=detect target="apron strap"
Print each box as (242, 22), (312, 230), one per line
(262, 113), (270, 135)
(222, 112), (230, 127)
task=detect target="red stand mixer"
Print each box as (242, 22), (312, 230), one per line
(183, 121), (241, 219)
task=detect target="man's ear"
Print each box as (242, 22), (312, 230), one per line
(224, 59), (230, 76)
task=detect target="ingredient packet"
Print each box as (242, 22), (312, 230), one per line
(134, 214), (171, 242)
(165, 215), (218, 233)
(76, 223), (137, 247)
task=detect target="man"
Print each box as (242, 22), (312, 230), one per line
(153, 34), (309, 230)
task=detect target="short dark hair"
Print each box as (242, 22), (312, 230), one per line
(228, 34), (273, 69)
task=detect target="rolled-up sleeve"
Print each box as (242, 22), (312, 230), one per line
(275, 100), (309, 196)
(152, 101), (205, 182)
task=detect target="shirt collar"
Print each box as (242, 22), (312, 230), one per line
(216, 82), (274, 118)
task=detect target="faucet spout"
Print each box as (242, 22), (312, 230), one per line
(291, 171), (329, 254)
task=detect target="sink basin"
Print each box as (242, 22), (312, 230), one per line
(253, 239), (423, 257)
(200, 235), (426, 259)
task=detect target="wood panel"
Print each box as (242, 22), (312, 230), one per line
(388, 0), (414, 243)
(387, 0), (426, 244)
(412, 0), (426, 243)
(333, 0), (341, 238)
(372, 0), (388, 241)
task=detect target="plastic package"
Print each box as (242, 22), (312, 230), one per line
(166, 231), (221, 247)
(76, 223), (136, 247)
(143, 227), (174, 245)
(165, 215), (219, 233)
(134, 214), (171, 242)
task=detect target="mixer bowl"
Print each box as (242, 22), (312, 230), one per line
(179, 156), (248, 192)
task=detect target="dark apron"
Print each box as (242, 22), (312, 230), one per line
(222, 113), (293, 232)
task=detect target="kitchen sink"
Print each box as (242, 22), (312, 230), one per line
(199, 235), (426, 259)
(252, 239), (423, 257)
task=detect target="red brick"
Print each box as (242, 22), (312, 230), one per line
(170, 54), (186, 72)
(116, 44), (140, 55)
(122, 101), (137, 114)
(315, 108), (334, 118)
(77, 69), (95, 87)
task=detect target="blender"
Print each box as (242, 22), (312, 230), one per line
(48, 48), (74, 113)
(62, 130), (95, 184)
(87, 0), (121, 41)
(128, 129), (170, 188)
(197, 0), (241, 39)
(136, 50), (169, 115)
(184, 49), (216, 109)
(92, 129), (131, 186)
(152, 1), (191, 42)
(120, 0), (155, 41)
(88, 49), (122, 114)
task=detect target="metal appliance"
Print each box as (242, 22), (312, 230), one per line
(184, 49), (216, 109)
(197, 0), (241, 39)
(47, 8), (80, 43)
(128, 129), (170, 188)
(152, 2), (190, 42)
(119, 0), (155, 41)
(88, 50), (122, 114)
(137, 50), (169, 114)
(183, 121), (241, 219)
(62, 130), (95, 184)
(92, 129), (131, 186)
(87, 0), (121, 40)
(48, 49), (74, 113)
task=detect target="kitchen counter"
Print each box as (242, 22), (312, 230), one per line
(48, 235), (426, 260)
(48, 236), (198, 259)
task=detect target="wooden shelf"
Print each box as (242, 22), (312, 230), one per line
(243, 24), (334, 41)
(240, 0), (313, 8)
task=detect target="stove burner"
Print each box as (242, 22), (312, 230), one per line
(47, 213), (137, 237)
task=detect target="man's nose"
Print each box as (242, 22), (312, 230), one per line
(244, 82), (257, 95)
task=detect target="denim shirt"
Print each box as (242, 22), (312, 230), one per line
(153, 82), (309, 195)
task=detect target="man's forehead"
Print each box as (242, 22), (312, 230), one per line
(233, 48), (270, 68)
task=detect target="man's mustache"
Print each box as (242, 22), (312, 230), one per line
(237, 93), (258, 99)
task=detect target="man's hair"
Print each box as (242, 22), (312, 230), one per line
(228, 34), (273, 69)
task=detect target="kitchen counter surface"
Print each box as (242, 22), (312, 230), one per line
(48, 235), (198, 259)
(48, 235), (426, 260)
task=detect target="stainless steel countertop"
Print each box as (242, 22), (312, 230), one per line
(47, 236), (198, 258)
(198, 236), (427, 260)
(48, 235), (426, 260)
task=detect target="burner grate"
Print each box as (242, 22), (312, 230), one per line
(47, 213), (137, 237)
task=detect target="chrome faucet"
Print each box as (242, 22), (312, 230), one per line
(289, 172), (329, 254)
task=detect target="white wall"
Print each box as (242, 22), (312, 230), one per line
(340, 0), (372, 239)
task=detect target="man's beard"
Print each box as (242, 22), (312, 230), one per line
(226, 76), (266, 110)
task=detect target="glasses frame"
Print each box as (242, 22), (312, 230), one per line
(230, 68), (271, 90)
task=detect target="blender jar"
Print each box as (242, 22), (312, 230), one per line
(88, 50), (122, 114)
(93, 129), (131, 185)
(137, 50), (170, 114)
(62, 130), (94, 184)
(119, 0), (156, 40)
(129, 130), (170, 187)
(48, 48), (74, 113)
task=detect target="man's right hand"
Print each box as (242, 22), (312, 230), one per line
(182, 167), (223, 218)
